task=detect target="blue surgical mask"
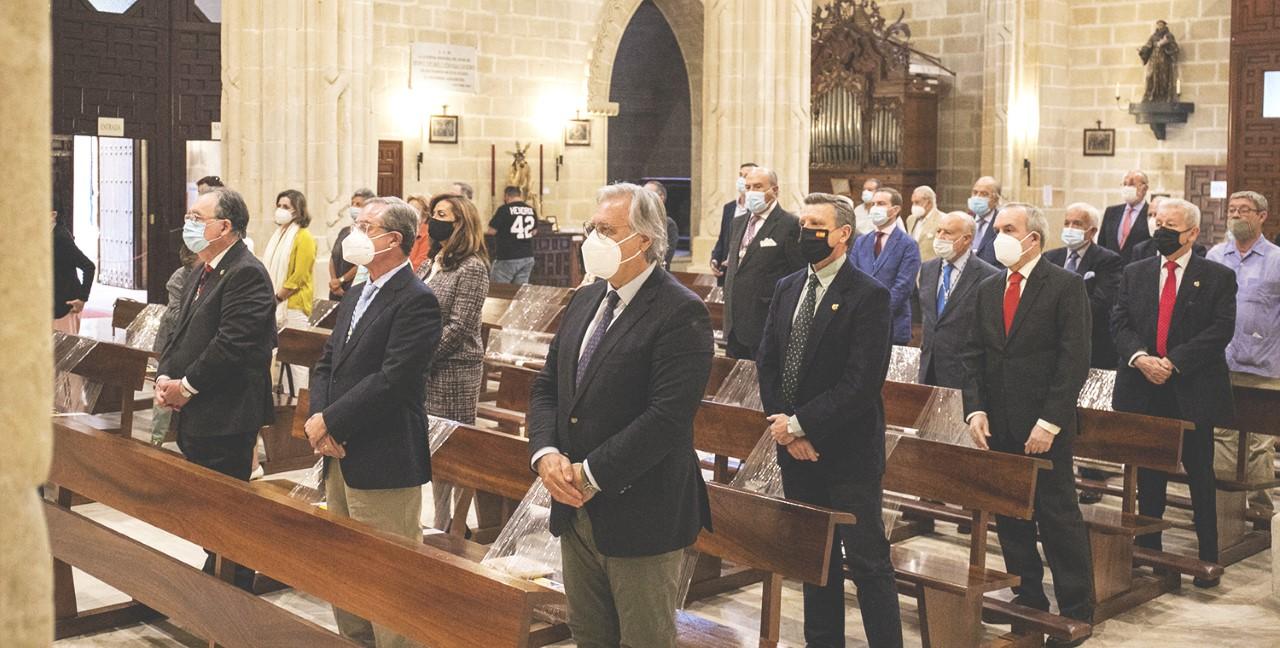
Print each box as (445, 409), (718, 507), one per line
(1060, 227), (1088, 250)
(968, 196), (991, 217)
(745, 190), (769, 214)
(735, 176), (747, 194)
(183, 218), (215, 253)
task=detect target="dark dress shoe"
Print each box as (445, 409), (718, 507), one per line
(1078, 491), (1103, 504)
(1045, 636), (1088, 647)
(1193, 576), (1220, 588)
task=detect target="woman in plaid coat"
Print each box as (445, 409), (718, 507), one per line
(421, 194), (491, 531)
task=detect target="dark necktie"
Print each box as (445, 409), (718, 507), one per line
(195, 264), (214, 299)
(1156, 260), (1178, 356)
(937, 263), (954, 316)
(875, 231), (887, 258)
(782, 274), (821, 408)
(1003, 272), (1023, 335)
(577, 290), (620, 386)
(1066, 250), (1080, 274)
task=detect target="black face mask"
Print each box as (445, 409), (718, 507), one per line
(428, 218), (456, 243)
(1152, 226), (1186, 258)
(799, 228), (835, 265)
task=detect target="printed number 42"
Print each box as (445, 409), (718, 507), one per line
(510, 215), (536, 240)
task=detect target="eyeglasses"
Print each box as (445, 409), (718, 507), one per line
(353, 222), (385, 234)
(1226, 207), (1258, 216)
(583, 221), (630, 239)
(184, 213), (217, 224)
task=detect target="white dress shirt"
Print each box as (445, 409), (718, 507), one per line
(785, 255), (846, 437)
(1127, 250), (1192, 367)
(938, 250), (972, 300)
(532, 262), (659, 488)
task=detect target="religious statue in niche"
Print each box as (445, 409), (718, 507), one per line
(506, 142), (532, 200)
(1139, 20), (1180, 103)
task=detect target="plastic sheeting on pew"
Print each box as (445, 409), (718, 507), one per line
(484, 328), (555, 367)
(498, 284), (572, 332)
(480, 479), (569, 624)
(53, 332), (105, 415)
(123, 303), (167, 353)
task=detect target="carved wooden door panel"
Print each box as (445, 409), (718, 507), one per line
(97, 138), (141, 288)
(377, 141), (404, 199)
(1184, 165), (1229, 247)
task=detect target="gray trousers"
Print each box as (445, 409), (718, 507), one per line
(325, 461), (424, 648)
(1214, 372), (1279, 514)
(560, 509), (685, 648)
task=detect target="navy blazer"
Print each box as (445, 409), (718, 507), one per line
(917, 254), (1001, 387)
(158, 240), (276, 439)
(973, 212), (1000, 266)
(710, 200), (737, 265)
(1110, 253), (1237, 427)
(758, 260), (892, 480)
(849, 225), (921, 344)
(529, 267), (713, 557)
(310, 264), (442, 490)
(1045, 244), (1123, 369)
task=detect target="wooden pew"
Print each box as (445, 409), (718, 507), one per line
(259, 326), (333, 474)
(110, 297), (147, 332)
(434, 423), (856, 648)
(692, 400), (1081, 648)
(1212, 383), (1280, 564)
(48, 416), (559, 647)
(61, 336), (151, 435)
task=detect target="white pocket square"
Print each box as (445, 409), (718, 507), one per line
(758, 238), (777, 247)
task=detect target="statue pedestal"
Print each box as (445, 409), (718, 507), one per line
(1128, 101), (1196, 140)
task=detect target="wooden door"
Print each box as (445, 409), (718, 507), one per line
(97, 138), (142, 289)
(1228, 0), (1280, 242)
(377, 141), (404, 198)
(1184, 165), (1229, 247)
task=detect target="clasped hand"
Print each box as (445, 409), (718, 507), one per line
(153, 377), (191, 410)
(304, 413), (346, 459)
(767, 413), (819, 461)
(537, 453), (598, 507)
(1135, 355), (1175, 385)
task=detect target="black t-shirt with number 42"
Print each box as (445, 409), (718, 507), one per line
(489, 201), (537, 260)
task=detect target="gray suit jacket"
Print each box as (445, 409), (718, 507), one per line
(917, 254), (1000, 387)
(723, 204), (805, 353)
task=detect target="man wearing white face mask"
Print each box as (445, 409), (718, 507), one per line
(529, 183), (713, 648)
(723, 166), (805, 359)
(918, 211), (1000, 387)
(849, 188), (921, 345)
(961, 203), (1095, 630)
(710, 162), (757, 285)
(307, 197), (442, 647)
(852, 177), (881, 235)
(906, 185), (944, 262)
(1099, 169), (1151, 263)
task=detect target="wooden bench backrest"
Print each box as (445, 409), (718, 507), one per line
(497, 365), (540, 413)
(482, 297), (514, 329)
(111, 298), (147, 330)
(277, 326), (331, 367)
(693, 401), (768, 460)
(50, 418), (555, 647)
(69, 338), (150, 391)
(432, 424), (538, 501)
(1233, 384), (1280, 438)
(705, 356), (738, 398)
(489, 282), (522, 300)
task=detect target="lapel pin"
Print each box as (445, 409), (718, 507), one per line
(1193, 280), (1200, 287)
(831, 303), (840, 311)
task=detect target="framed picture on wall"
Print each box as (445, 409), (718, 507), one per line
(565, 119), (591, 146)
(429, 115), (458, 144)
(1082, 128), (1115, 156)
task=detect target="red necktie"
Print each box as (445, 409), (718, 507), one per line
(1156, 260), (1178, 356)
(1003, 272), (1023, 335)
(195, 264), (214, 298)
(1118, 204), (1135, 249)
(875, 231), (886, 257)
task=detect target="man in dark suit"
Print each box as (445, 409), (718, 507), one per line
(306, 197), (442, 646)
(968, 176), (1002, 266)
(155, 187), (277, 590)
(529, 183), (713, 648)
(918, 211), (1000, 387)
(710, 162), (756, 285)
(1097, 169), (1151, 263)
(1111, 198), (1236, 580)
(642, 180), (680, 270)
(723, 166), (805, 359)
(849, 187), (921, 345)
(1045, 203), (1123, 369)
(961, 203), (1095, 638)
(757, 192), (902, 647)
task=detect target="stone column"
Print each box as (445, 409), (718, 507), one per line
(695, 0), (812, 263)
(222, 0), (375, 275)
(0, 0), (54, 644)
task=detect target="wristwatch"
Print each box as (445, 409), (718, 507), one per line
(178, 381), (194, 399)
(576, 464), (599, 496)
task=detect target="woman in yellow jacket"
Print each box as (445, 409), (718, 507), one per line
(264, 188), (317, 389)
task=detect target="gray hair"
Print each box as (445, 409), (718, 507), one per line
(1124, 169), (1149, 186)
(351, 187), (376, 201)
(1002, 202), (1047, 244)
(749, 166), (780, 189)
(913, 185), (937, 205)
(365, 196), (418, 255)
(1065, 202), (1101, 230)
(943, 210), (976, 237)
(1230, 190), (1269, 213)
(804, 192), (856, 230)
(643, 180), (668, 202)
(596, 183), (667, 264)
(1158, 197), (1201, 229)
(209, 187), (249, 237)
(452, 182), (475, 200)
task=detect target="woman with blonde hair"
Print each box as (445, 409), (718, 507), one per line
(421, 194), (493, 532)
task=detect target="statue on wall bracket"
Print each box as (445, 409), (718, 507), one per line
(1128, 20), (1194, 140)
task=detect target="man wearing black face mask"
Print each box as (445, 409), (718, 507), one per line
(756, 192), (902, 647)
(1112, 198), (1237, 582)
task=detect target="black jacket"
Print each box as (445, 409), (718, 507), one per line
(1045, 244), (1123, 369)
(311, 264), (442, 490)
(961, 258), (1092, 458)
(723, 205), (805, 352)
(158, 240), (276, 438)
(1098, 202), (1151, 264)
(1110, 253), (1236, 427)
(53, 225), (94, 318)
(917, 254), (1001, 387)
(758, 260), (893, 480)
(529, 267), (713, 557)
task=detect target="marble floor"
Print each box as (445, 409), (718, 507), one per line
(52, 463), (1280, 648)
